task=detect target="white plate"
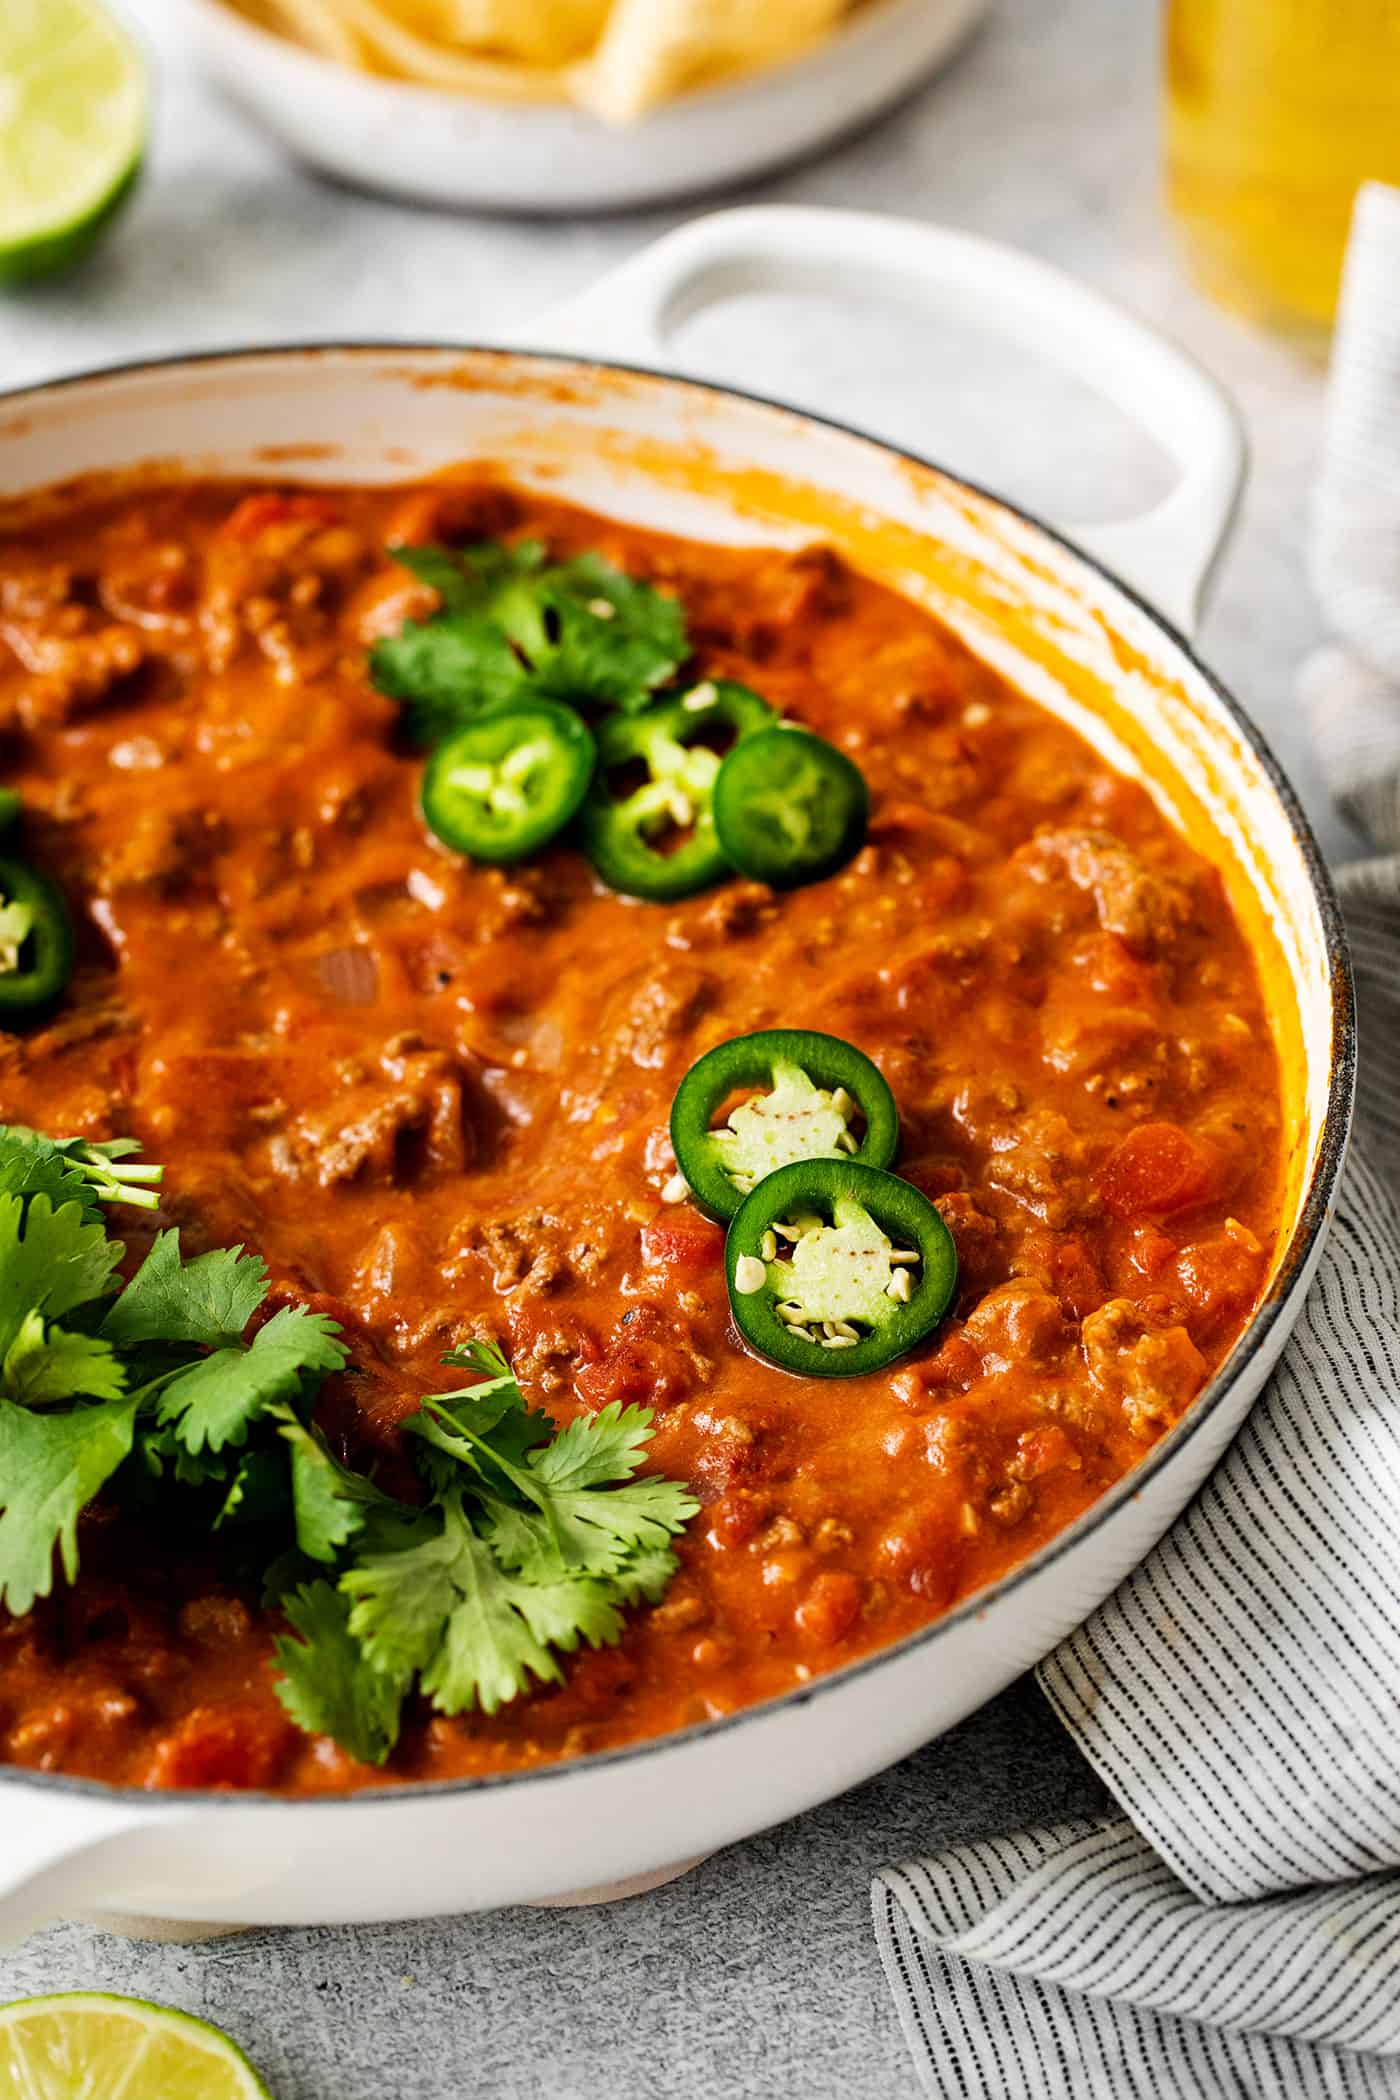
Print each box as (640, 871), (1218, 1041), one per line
(181, 0), (987, 214)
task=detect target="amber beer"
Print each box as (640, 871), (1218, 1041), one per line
(1165, 0), (1400, 341)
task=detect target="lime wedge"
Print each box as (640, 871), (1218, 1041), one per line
(0, 1992), (273, 2099)
(0, 0), (148, 288)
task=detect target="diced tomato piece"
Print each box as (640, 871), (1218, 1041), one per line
(706, 1490), (770, 1548)
(877, 1496), (963, 1606)
(1014, 1424), (1080, 1479)
(795, 1569), (863, 1647)
(639, 1209), (724, 1275)
(146, 1706), (295, 1791)
(1098, 1122), (1217, 1220)
(1119, 1220), (1177, 1287)
(575, 1306), (699, 1412)
(1173, 1226), (1265, 1341)
(889, 1333), (980, 1411)
(1051, 1234), (1104, 1318)
(688, 1427), (764, 1498)
(1080, 931), (1160, 1006)
(222, 492), (341, 540)
(921, 1334), (981, 1393)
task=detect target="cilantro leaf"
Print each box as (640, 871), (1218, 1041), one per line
(412, 1349), (554, 1482)
(0, 1129), (162, 1222)
(369, 538), (690, 743)
(0, 1192), (121, 1359)
(612, 1541), (684, 1608)
(0, 1128), (94, 1216)
(157, 1304), (347, 1456)
(274, 1408), (395, 1564)
(422, 1552), (619, 1717)
(102, 1231), (270, 1348)
(329, 1356), (698, 1739)
(504, 1564), (624, 1656)
(387, 543), (495, 609)
(533, 1396), (656, 1488)
(536, 554), (687, 713)
(61, 1139), (163, 1215)
(2, 1309), (126, 1407)
(0, 1134), (699, 1774)
(213, 1446), (290, 1531)
(370, 616), (525, 746)
(467, 1400), (697, 1581)
(261, 1545), (320, 1609)
(483, 1476), (693, 1586)
(440, 1336), (513, 1382)
(0, 1146), (363, 1666)
(273, 1581), (404, 1767)
(371, 543), (553, 740)
(0, 1396), (137, 1612)
(341, 1506), (457, 1685)
(133, 1418), (238, 1489)
(390, 539), (548, 624)
(343, 1492), (610, 1717)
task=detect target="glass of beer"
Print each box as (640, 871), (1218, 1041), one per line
(1164, 0), (1400, 345)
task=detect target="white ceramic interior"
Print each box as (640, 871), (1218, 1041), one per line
(0, 210), (1352, 1936)
(180, 0), (988, 213)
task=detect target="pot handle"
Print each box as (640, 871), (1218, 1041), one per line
(0, 1792), (180, 1945)
(528, 205), (1245, 637)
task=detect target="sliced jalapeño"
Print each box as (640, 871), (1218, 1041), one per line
(670, 1028), (899, 1221)
(725, 1159), (957, 1379)
(712, 724), (868, 889)
(0, 857), (75, 1021)
(420, 699), (596, 864)
(579, 679), (773, 903)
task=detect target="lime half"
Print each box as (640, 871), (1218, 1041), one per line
(0, 1992), (272, 2099)
(0, 0), (148, 288)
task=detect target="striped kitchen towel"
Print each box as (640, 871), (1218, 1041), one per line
(874, 179), (1400, 2099)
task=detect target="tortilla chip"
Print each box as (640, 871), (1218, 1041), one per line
(571, 0), (849, 122)
(402, 0), (611, 65)
(303, 0), (568, 93)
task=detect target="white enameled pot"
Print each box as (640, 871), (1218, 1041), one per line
(0, 209), (1353, 1938)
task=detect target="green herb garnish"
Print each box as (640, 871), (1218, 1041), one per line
(0, 1128), (697, 1769)
(370, 537), (688, 743)
(0, 1126), (164, 1222)
(273, 1581), (406, 1769)
(0, 1148), (344, 1614)
(279, 1339), (696, 1750)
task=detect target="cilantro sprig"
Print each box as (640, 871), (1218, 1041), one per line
(0, 1125), (164, 1223)
(0, 1132), (346, 1617)
(370, 537), (688, 743)
(0, 1129), (697, 1771)
(276, 1338), (697, 1761)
